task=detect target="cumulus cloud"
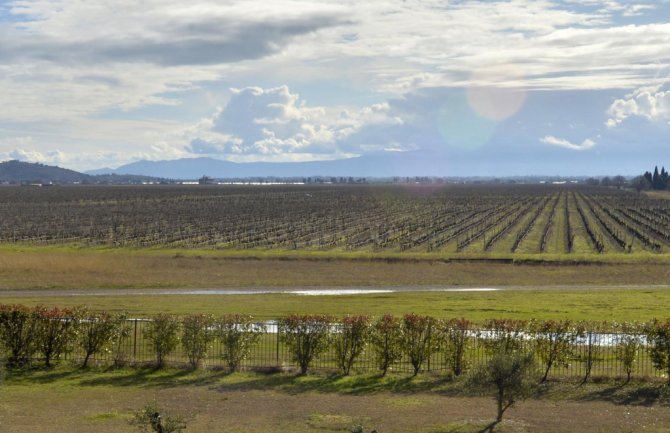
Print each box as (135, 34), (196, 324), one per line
(187, 85), (403, 160)
(606, 85), (670, 126)
(541, 135), (596, 150)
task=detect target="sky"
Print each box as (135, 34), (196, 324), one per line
(1, 0), (670, 176)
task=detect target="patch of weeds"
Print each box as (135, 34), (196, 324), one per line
(84, 411), (127, 423)
(306, 413), (371, 431)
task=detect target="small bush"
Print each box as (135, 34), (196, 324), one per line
(181, 314), (215, 369)
(145, 313), (181, 368)
(401, 313), (440, 376)
(79, 311), (127, 368)
(33, 306), (81, 367)
(575, 321), (605, 385)
(216, 314), (262, 372)
(441, 318), (472, 376)
(131, 402), (187, 433)
(614, 322), (643, 383)
(0, 304), (38, 367)
(333, 315), (370, 375)
(646, 319), (670, 384)
(530, 319), (577, 383)
(370, 314), (403, 376)
(279, 314), (333, 375)
(480, 319), (528, 356)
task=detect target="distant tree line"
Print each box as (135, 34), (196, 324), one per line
(631, 166), (669, 192)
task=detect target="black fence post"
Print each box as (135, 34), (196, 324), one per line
(133, 319), (138, 362)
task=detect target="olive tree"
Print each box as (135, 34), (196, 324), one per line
(468, 350), (536, 423)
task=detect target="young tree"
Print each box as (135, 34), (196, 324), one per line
(333, 315), (370, 375)
(33, 306), (81, 367)
(0, 304), (38, 367)
(370, 314), (403, 376)
(614, 322), (642, 383)
(576, 321), (604, 385)
(646, 319), (670, 384)
(480, 319), (528, 356)
(530, 319), (577, 383)
(181, 314), (215, 369)
(215, 314), (262, 372)
(468, 351), (536, 423)
(441, 318), (472, 376)
(278, 314), (333, 375)
(145, 313), (181, 368)
(401, 313), (440, 376)
(79, 311), (127, 368)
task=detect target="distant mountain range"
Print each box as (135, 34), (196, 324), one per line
(0, 160), (168, 184)
(87, 153), (451, 179)
(0, 160), (90, 183)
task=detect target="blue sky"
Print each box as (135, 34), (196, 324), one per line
(1, 0), (670, 175)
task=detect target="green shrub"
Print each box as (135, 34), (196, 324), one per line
(370, 314), (403, 376)
(401, 313), (440, 376)
(131, 401), (187, 433)
(33, 306), (81, 367)
(614, 322), (643, 383)
(441, 318), (472, 376)
(181, 314), (215, 369)
(480, 319), (528, 356)
(215, 314), (262, 372)
(279, 314), (333, 375)
(646, 319), (670, 384)
(79, 311), (127, 368)
(333, 315), (370, 375)
(145, 313), (181, 368)
(0, 304), (38, 367)
(530, 319), (577, 383)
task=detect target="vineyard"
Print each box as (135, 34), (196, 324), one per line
(1, 184), (669, 255)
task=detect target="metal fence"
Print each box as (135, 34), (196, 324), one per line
(48, 319), (664, 381)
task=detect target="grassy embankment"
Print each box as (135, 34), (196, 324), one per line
(1, 246), (670, 320)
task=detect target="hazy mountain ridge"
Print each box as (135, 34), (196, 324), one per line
(94, 153), (450, 179)
(0, 160), (91, 183)
(0, 160), (168, 184)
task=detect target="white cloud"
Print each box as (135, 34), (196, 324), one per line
(1, 0), (670, 170)
(606, 85), (670, 126)
(541, 135), (596, 150)
(187, 85), (403, 161)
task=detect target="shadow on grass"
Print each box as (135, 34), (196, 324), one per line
(207, 371), (465, 397)
(575, 382), (670, 407)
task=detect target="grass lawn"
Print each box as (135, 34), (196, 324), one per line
(3, 367), (670, 433)
(2, 287), (670, 321)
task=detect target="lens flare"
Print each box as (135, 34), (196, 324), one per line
(466, 67), (527, 121)
(437, 93), (497, 150)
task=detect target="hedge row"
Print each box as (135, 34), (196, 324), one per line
(3, 304), (670, 383)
